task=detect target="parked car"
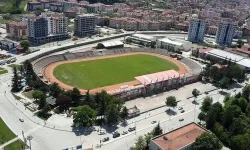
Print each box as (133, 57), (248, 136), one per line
(98, 131), (105, 135)
(112, 131), (120, 138)
(151, 121), (157, 124)
(178, 107), (183, 110)
(102, 137), (109, 142)
(180, 110), (185, 113)
(179, 118), (184, 121)
(24, 86), (32, 92)
(128, 127), (136, 132)
(19, 118), (24, 122)
(121, 131), (128, 135)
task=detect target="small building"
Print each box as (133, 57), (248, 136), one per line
(128, 105), (140, 118)
(149, 122), (207, 150)
(96, 41), (124, 49)
(0, 40), (17, 50)
(157, 38), (184, 52)
(27, 1), (42, 11)
(46, 96), (56, 107)
(6, 21), (27, 40)
(126, 34), (156, 46)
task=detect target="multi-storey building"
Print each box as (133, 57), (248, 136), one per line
(74, 14), (96, 37)
(6, 21), (28, 40)
(207, 25), (218, 35)
(123, 19), (137, 31)
(27, 1), (42, 11)
(216, 22), (236, 46)
(187, 14), (208, 43)
(27, 14), (68, 44)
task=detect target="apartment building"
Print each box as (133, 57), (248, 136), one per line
(207, 25), (218, 35)
(27, 16), (48, 38)
(6, 21), (28, 40)
(43, 13), (68, 35)
(27, 1), (42, 11)
(74, 14), (96, 37)
(187, 14), (208, 43)
(123, 19), (137, 31)
(216, 21), (236, 46)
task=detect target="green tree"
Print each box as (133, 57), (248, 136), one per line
(229, 117), (247, 135)
(223, 105), (242, 128)
(231, 133), (250, 150)
(237, 97), (248, 113)
(11, 66), (21, 92)
(192, 88), (200, 102)
(219, 77), (230, 90)
(32, 90), (45, 101)
(23, 60), (36, 86)
(198, 112), (206, 122)
(200, 96), (213, 113)
(19, 65), (24, 76)
(105, 103), (120, 125)
(236, 39), (244, 48)
(38, 95), (46, 109)
(206, 102), (223, 129)
(66, 87), (81, 106)
(230, 65), (245, 82)
(165, 96), (177, 111)
(209, 66), (221, 81)
(41, 103), (51, 115)
(49, 83), (62, 98)
(73, 105), (96, 127)
(246, 103), (250, 117)
(152, 123), (163, 137)
(242, 85), (250, 101)
(144, 133), (153, 150)
(120, 106), (129, 122)
(212, 122), (224, 138)
(192, 133), (222, 150)
(20, 40), (30, 52)
(130, 136), (146, 150)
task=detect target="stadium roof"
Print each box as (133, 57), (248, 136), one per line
(206, 49), (245, 62)
(151, 123), (207, 150)
(132, 34), (157, 41)
(158, 38), (183, 46)
(237, 59), (250, 68)
(135, 70), (183, 85)
(100, 41), (124, 48)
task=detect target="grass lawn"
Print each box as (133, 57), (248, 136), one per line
(8, 64), (22, 70)
(0, 118), (24, 149)
(53, 54), (179, 89)
(0, 67), (8, 75)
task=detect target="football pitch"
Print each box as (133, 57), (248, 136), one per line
(53, 54), (179, 89)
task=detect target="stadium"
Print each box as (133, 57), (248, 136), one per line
(32, 48), (201, 100)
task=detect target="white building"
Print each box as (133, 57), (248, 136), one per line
(42, 13), (68, 35)
(187, 14), (208, 43)
(74, 14), (96, 37)
(157, 38), (184, 51)
(215, 22), (236, 46)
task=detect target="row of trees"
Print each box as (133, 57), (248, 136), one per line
(201, 61), (245, 89)
(198, 85), (250, 150)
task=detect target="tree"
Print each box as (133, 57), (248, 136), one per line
(230, 65), (245, 82)
(41, 103), (51, 115)
(152, 123), (163, 137)
(23, 60), (36, 86)
(192, 133), (222, 150)
(20, 40), (30, 52)
(231, 133), (250, 150)
(236, 39), (244, 48)
(49, 83), (62, 98)
(120, 106), (129, 122)
(223, 105), (242, 128)
(192, 88), (200, 102)
(206, 102), (223, 129)
(144, 133), (152, 150)
(200, 97), (213, 113)
(198, 112), (206, 122)
(32, 90), (45, 101)
(242, 85), (250, 101)
(73, 105), (96, 127)
(246, 103), (250, 117)
(165, 96), (177, 111)
(130, 136), (146, 150)
(237, 97), (248, 113)
(84, 89), (95, 108)
(19, 65), (24, 76)
(66, 87), (81, 106)
(56, 94), (71, 111)
(38, 95), (46, 109)
(229, 117), (247, 135)
(105, 103), (120, 125)
(219, 77), (230, 90)
(212, 122), (224, 138)
(11, 66), (21, 92)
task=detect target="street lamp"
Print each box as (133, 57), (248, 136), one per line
(27, 135), (33, 150)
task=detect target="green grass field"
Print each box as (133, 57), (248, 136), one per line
(53, 54), (179, 89)
(0, 118), (24, 150)
(0, 67), (8, 75)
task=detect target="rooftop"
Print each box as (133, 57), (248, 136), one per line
(158, 38), (183, 46)
(152, 122), (207, 150)
(207, 49), (245, 62)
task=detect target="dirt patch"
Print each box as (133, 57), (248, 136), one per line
(44, 52), (189, 94)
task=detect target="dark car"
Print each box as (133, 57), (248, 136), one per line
(112, 132), (120, 138)
(102, 137), (109, 142)
(128, 127), (136, 132)
(180, 110), (185, 113)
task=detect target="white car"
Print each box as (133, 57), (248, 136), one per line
(19, 118), (24, 122)
(178, 107), (183, 110)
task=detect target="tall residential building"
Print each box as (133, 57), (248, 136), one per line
(6, 21), (27, 40)
(216, 22), (236, 46)
(27, 14), (68, 44)
(42, 13), (68, 34)
(27, 16), (48, 38)
(187, 14), (208, 43)
(74, 14), (96, 37)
